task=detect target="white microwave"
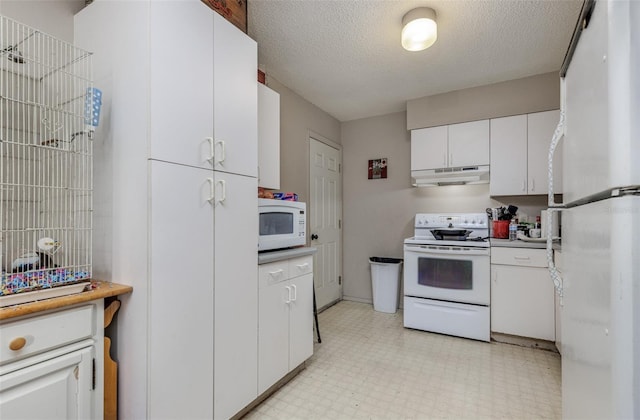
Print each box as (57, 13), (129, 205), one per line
(258, 198), (307, 251)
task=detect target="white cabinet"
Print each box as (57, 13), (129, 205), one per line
(75, 1), (258, 418)
(149, 0), (214, 170)
(149, 162), (257, 420)
(490, 247), (555, 341)
(258, 256), (314, 395)
(258, 83), (280, 189)
(489, 115), (528, 195)
(411, 120), (489, 170)
(448, 120), (490, 167)
(149, 1), (257, 176)
(411, 125), (448, 170)
(527, 110), (562, 195)
(0, 302), (104, 419)
(490, 110), (562, 196)
(148, 161), (215, 419)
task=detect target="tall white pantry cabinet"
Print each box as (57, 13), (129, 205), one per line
(75, 1), (258, 419)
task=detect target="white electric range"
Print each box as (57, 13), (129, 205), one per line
(403, 213), (490, 342)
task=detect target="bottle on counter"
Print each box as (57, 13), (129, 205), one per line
(509, 219), (518, 241)
(535, 215), (541, 229)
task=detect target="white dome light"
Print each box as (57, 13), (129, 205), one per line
(402, 7), (438, 52)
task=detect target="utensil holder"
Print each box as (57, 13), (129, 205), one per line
(492, 220), (510, 239)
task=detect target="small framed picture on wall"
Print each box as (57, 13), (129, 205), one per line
(368, 158), (387, 179)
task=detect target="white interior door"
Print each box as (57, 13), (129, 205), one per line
(309, 137), (342, 309)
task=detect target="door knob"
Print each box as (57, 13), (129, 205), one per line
(311, 233), (319, 240)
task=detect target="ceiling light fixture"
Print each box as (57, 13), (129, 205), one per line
(401, 7), (437, 52)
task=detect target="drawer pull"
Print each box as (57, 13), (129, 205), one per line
(296, 263), (309, 271)
(9, 337), (27, 351)
(269, 269), (285, 278)
(514, 256), (531, 260)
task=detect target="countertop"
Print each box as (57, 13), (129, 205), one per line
(0, 281), (133, 321)
(258, 246), (317, 264)
(490, 238), (561, 250)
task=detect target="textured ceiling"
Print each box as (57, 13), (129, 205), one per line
(248, 0), (583, 122)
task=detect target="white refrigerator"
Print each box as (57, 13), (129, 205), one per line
(556, 0), (639, 418)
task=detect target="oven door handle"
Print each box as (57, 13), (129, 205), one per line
(404, 245), (490, 256)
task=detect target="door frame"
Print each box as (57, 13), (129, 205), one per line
(308, 130), (343, 311)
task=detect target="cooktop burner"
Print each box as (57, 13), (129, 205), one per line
(406, 212), (490, 247)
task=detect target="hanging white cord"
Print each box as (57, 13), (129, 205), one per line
(547, 110), (565, 302)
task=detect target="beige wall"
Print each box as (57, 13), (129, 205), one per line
(264, 76), (341, 204)
(342, 73), (558, 304)
(342, 112), (498, 303)
(0, 0), (85, 43)
(407, 72), (560, 129)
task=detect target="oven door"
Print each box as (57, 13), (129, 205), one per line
(403, 244), (490, 305)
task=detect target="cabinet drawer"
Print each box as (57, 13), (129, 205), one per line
(288, 256), (313, 278)
(1, 305), (96, 365)
(491, 247), (547, 267)
(259, 261), (289, 287)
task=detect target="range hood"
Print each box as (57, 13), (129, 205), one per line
(411, 165), (490, 187)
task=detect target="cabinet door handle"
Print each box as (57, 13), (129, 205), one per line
(9, 337), (26, 351)
(521, 180), (526, 192)
(284, 286), (292, 303)
(215, 139), (226, 164)
(291, 284), (297, 301)
(206, 137), (214, 164)
(216, 180), (226, 204)
(443, 154), (447, 167)
(449, 153), (453, 167)
(530, 179), (535, 192)
(206, 178), (215, 204)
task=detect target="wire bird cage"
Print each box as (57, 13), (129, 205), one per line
(0, 16), (98, 304)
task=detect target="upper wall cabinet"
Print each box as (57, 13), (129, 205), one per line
(149, 4), (257, 177)
(490, 110), (561, 196)
(411, 120), (490, 171)
(258, 84), (280, 190)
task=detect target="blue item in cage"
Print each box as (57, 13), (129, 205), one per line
(84, 87), (102, 127)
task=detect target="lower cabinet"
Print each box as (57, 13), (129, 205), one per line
(149, 160), (258, 420)
(0, 302), (104, 419)
(258, 256), (314, 395)
(491, 247), (555, 341)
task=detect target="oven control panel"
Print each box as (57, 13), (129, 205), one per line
(414, 213), (487, 229)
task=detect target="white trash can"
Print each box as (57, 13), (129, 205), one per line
(369, 257), (403, 313)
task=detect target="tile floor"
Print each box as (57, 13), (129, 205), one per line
(245, 300), (561, 419)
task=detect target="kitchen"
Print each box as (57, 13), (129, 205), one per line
(0, 0), (637, 419)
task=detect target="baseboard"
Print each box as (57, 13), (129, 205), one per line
(491, 332), (559, 352)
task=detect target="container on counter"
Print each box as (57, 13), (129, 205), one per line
(492, 220), (510, 239)
(509, 219), (518, 241)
